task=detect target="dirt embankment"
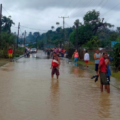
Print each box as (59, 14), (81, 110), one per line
(0, 59), (9, 67)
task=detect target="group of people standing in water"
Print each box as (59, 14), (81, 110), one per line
(73, 49), (111, 93)
(49, 48), (111, 93)
(45, 48), (67, 58)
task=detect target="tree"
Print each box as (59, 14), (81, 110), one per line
(116, 36), (120, 42)
(51, 26), (54, 31)
(56, 22), (60, 26)
(1, 16), (15, 33)
(74, 19), (82, 49)
(0, 32), (16, 57)
(117, 27), (120, 34)
(84, 10), (113, 35)
(69, 10), (114, 47)
(113, 43), (120, 69)
(109, 32), (118, 41)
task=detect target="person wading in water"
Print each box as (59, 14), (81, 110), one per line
(98, 52), (110, 93)
(94, 50), (102, 75)
(73, 49), (79, 66)
(51, 52), (60, 79)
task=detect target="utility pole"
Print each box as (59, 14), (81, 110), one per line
(74, 20), (80, 50)
(17, 22), (20, 48)
(75, 24), (78, 50)
(0, 4), (2, 35)
(59, 16), (69, 47)
(24, 30), (26, 47)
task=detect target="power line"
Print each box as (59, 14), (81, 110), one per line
(95, 0), (105, 11)
(65, 22), (72, 28)
(99, 0), (109, 11)
(66, 0), (95, 16)
(102, 1), (120, 16)
(60, 0), (79, 15)
(2, 6), (11, 16)
(66, 0), (82, 16)
(12, 26), (18, 29)
(20, 25), (48, 31)
(98, 0), (109, 12)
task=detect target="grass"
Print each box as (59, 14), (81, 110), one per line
(0, 59), (9, 67)
(77, 60), (120, 80)
(111, 72), (120, 80)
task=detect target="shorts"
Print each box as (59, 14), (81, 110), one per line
(100, 72), (109, 85)
(85, 60), (88, 63)
(52, 67), (60, 76)
(95, 64), (99, 71)
(8, 54), (13, 57)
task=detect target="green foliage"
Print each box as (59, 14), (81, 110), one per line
(82, 36), (100, 49)
(113, 43), (120, 68)
(13, 54), (20, 57)
(70, 24), (93, 45)
(109, 32), (118, 41)
(0, 32), (16, 49)
(69, 10), (113, 47)
(82, 40), (93, 50)
(83, 10), (100, 24)
(1, 16), (15, 33)
(116, 36), (120, 42)
(0, 32), (16, 58)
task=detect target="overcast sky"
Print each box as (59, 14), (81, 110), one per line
(1, 0), (120, 35)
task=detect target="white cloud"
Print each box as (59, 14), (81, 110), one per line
(1, 0), (120, 34)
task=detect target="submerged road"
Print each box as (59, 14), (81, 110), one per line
(0, 51), (120, 120)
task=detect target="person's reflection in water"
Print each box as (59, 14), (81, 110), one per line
(73, 67), (79, 76)
(98, 94), (111, 119)
(50, 79), (60, 116)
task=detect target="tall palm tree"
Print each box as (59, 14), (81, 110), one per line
(74, 19), (82, 50)
(1, 16), (15, 33)
(51, 26), (54, 31)
(56, 22), (60, 26)
(74, 19), (82, 27)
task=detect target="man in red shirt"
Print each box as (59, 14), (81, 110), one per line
(98, 52), (110, 93)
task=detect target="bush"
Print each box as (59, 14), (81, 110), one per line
(13, 54), (20, 57)
(113, 43), (120, 68)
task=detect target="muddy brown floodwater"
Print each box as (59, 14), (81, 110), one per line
(0, 51), (120, 120)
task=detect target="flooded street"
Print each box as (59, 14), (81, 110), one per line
(0, 51), (120, 120)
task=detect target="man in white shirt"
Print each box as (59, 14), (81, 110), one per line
(84, 50), (90, 67)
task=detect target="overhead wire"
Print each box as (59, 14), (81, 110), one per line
(101, 1), (120, 16)
(66, 0), (83, 16)
(66, 0), (96, 17)
(95, 0), (105, 11)
(60, 0), (79, 15)
(65, 22), (72, 28)
(20, 25), (48, 32)
(2, 6), (11, 16)
(70, 0), (96, 17)
(98, 0), (109, 12)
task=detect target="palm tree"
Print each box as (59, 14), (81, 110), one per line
(56, 22), (60, 26)
(74, 19), (82, 27)
(1, 16), (15, 33)
(51, 26), (54, 31)
(74, 19), (82, 50)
